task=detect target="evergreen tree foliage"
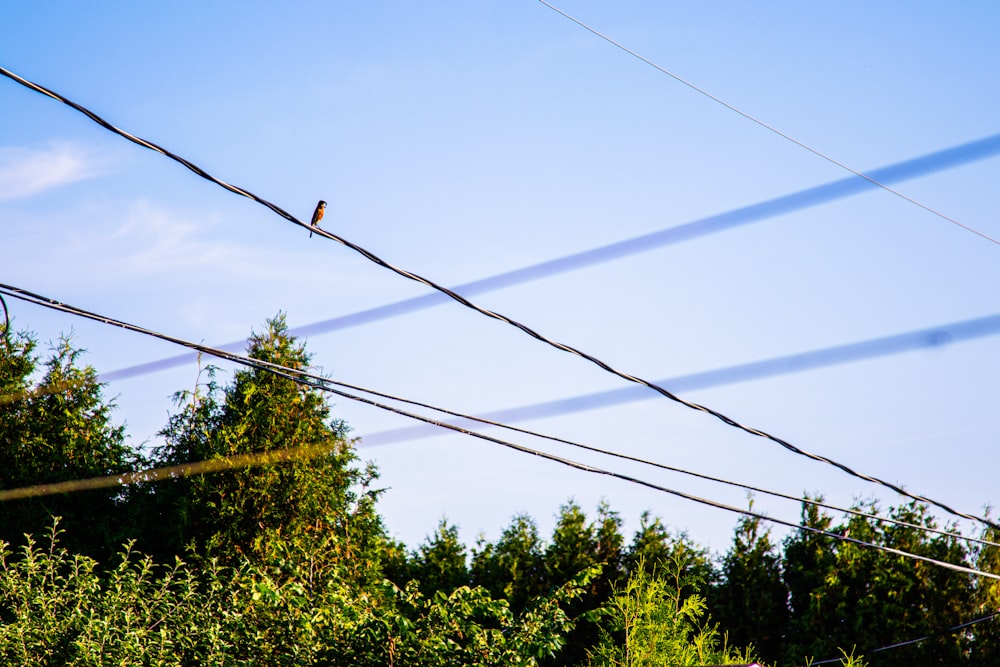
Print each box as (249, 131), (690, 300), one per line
(624, 511), (716, 603)
(781, 499), (973, 667)
(970, 521), (1000, 667)
(588, 554), (756, 667)
(0, 328), (135, 561)
(147, 315), (386, 574)
(709, 510), (789, 665)
(4, 319), (999, 665)
(471, 512), (548, 613)
(410, 518), (470, 597)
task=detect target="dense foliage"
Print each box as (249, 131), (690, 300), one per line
(1, 318), (996, 665)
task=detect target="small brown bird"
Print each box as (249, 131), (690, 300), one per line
(309, 200), (327, 238)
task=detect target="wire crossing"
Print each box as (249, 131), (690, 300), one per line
(362, 311), (1000, 444)
(94, 132), (1000, 383)
(2, 282), (998, 553)
(1, 284), (997, 582)
(2, 66), (996, 531)
(536, 0), (1000, 247)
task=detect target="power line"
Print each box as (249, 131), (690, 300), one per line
(2, 282), (997, 554)
(2, 67), (995, 531)
(362, 395), (1000, 550)
(812, 609), (1000, 665)
(2, 288), (997, 582)
(535, 0), (1000, 248)
(0, 294), (8, 333)
(362, 311), (1000, 442)
(94, 131), (1000, 383)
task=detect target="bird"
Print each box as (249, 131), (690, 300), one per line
(309, 200), (326, 238)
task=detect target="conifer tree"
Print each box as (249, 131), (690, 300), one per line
(0, 327), (134, 561)
(149, 315), (387, 578)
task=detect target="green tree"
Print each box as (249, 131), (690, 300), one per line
(710, 510), (789, 665)
(782, 499), (839, 664)
(0, 522), (237, 666)
(970, 520), (1000, 667)
(624, 511), (716, 601)
(543, 500), (626, 666)
(0, 328), (135, 561)
(471, 512), (547, 613)
(782, 499), (973, 667)
(410, 518), (470, 597)
(148, 315), (387, 579)
(0, 521), (593, 667)
(588, 554), (756, 667)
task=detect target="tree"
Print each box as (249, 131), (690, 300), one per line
(542, 500), (626, 666)
(0, 520), (594, 667)
(0, 328), (135, 561)
(782, 499), (973, 667)
(710, 510), (789, 665)
(471, 512), (547, 613)
(624, 510), (717, 608)
(148, 315), (388, 579)
(588, 554), (756, 667)
(969, 519), (1000, 667)
(410, 518), (470, 597)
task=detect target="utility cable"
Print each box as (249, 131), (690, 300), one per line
(2, 66), (995, 531)
(0, 292), (9, 348)
(95, 131), (1000, 383)
(812, 609), (1000, 665)
(1, 282), (997, 553)
(1, 288), (997, 582)
(362, 310), (1000, 443)
(244, 355), (1000, 551)
(536, 0), (1000, 248)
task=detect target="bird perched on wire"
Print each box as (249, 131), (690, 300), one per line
(309, 200), (327, 238)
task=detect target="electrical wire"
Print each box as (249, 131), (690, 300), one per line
(2, 66), (996, 531)
(535, 0), (1000, 248)
(2, 297), (994, 551)
(1, 294), (997, 583)
(363, 412), (1000, 551)
(361, 310), (1000, 442)
(95, 131), (1000, 384)
(0, 292), (9, 346)
(5, 301), (996, 663)
(2, 282), (997, 555)
(252, 351), (1000, 550)
(811, 609), (1000, 665)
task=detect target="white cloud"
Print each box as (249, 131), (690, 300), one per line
(106, 200), (232, 274)
(0, 141), (106, 200)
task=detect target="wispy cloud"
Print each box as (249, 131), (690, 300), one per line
(0, 141), (107, 200)
(102, 201), (307, 282)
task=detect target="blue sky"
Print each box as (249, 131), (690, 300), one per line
(2, 1), (999, 555)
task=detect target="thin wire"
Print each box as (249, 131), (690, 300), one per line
(326, 374), (1000, 551)
(2, 66), (995, 531)
(361, 310), (1000, 440)
(0, 293), (9, 347)
(812, 609), (1000, 665)
(2, 282), (997, 553)
(535, 0), (1000, 248)
(1, 292), (996, 583)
